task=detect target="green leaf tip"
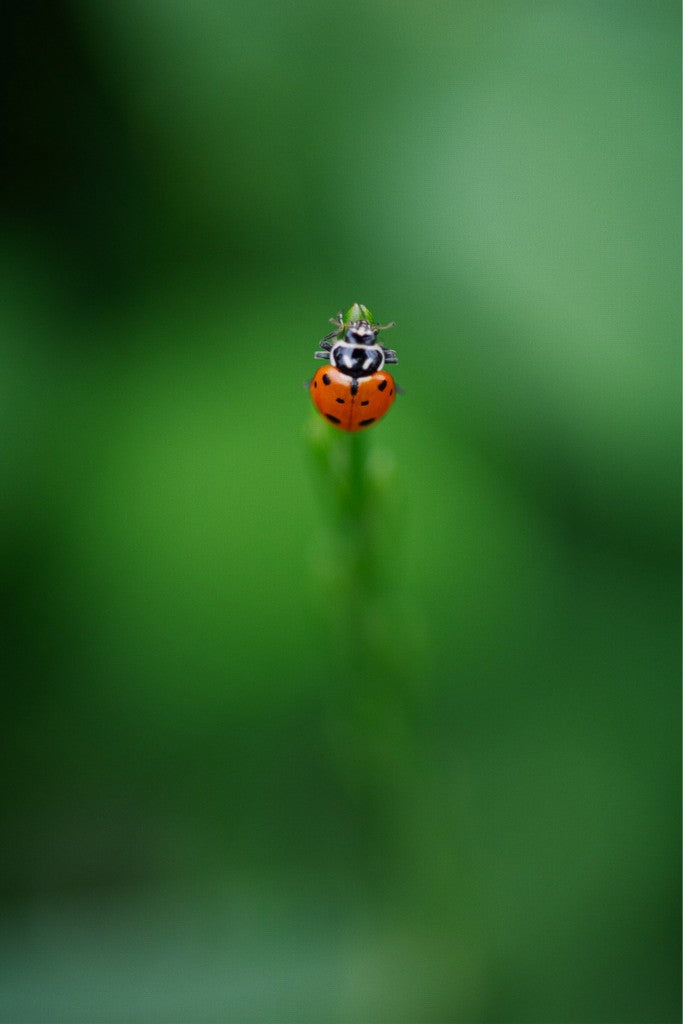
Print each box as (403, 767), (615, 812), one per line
(344, 303), (376, 325)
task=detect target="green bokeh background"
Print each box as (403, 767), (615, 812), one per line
(1, 2), (680, 1021)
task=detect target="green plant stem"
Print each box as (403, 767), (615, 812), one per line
(309, 425), (379, 635)
(345, 432), (374, 602)
(308, 414), (416, 860)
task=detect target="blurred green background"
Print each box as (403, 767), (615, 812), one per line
(1, 1), (680, 1021)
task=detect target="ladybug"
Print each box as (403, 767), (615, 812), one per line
(309, 303), (399, 431)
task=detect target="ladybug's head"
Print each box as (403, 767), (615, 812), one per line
(344, 320), (379, 347)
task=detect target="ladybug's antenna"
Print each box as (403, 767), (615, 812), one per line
(373, 321), (396, 333)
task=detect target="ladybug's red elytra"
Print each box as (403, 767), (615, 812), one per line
(309, 303), (399, 431)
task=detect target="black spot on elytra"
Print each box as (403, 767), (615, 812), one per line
(322, 373), (331, 385)
(361, 400), (370, 406)
(390, 388), (393, 395)
(325, 413), (341, 424)
(335, 397), (345, 404)
(358, 418), (376, 427)
(313, 380), (317, 388)
(377, 379), (388, 392)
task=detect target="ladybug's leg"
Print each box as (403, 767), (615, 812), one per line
(382, 348), (398, 364)
(317, 312), (344, 344)
(313, 350), (331, 360)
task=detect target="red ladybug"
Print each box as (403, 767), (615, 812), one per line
(309, 304), (399, 431)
